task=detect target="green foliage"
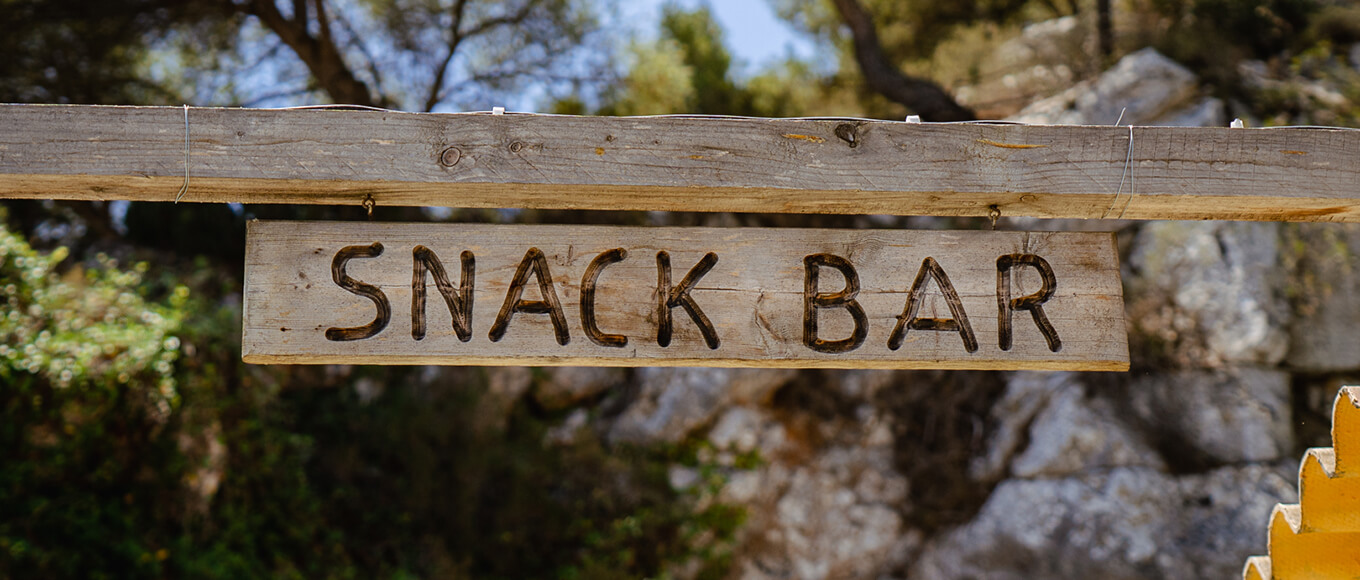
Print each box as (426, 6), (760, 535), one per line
(0, 208), (744, 578)
(0, 214), (188, 578)
(0, 0), (232, 104)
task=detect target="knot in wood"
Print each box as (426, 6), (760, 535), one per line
(439, 147), (461, 167)
(835, 123), (861, 148)
(508, 141), (525, 153)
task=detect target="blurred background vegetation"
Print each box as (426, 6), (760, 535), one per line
(2, 0), (1360, 578)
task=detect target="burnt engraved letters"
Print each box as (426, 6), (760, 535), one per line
(581, 248), (628, 348)
(321, 244), (1065, 356)
(325, 243), (391, 341)
(997, 253), (1061, 352)
(802, 254), (868, 353)
(411, 245), (474, 342)
(888, 257), (979, 353)
(656, 251), (721, 350)
(490, 247), (571, 346)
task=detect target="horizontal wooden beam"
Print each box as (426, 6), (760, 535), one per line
(243, 221), (1128, 370)
(3, 104), (1359, 222)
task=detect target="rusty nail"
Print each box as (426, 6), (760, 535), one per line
(439, 147), (461, 167)
(509, 141), (525, 153)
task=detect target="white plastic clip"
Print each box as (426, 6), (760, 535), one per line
(905, 115), (921, 123)
(492, 106), (505, 115)
(1230, 118), (1245, 128)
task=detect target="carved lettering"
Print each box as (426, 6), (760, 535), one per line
(325, 242), (391, 341)
(997, 253), (1061, 352)
(889, 257), (978, 353)
(581, 248), (628, 348)
(411, 246), (474, 342)
(656, 251), (720, 350)
(489, 247), (570, 345)
(802, 253), (868, 353)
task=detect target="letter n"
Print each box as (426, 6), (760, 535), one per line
(411, 246), (474, 342)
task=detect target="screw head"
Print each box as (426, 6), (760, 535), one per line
(439, 147), (461, 167)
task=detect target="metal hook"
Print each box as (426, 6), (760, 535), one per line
(987, 205), (1001, 230)
(362, 193), (375, 220)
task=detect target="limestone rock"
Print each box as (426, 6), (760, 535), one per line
(1127, 368), (1293, 464)
(911, 465), (1294, 579)
(532, 366), (624, 410)
(1127, 221), (1291, 366)
(1010, 48), (1203, 125)
(972, 372), (1163, 481)
(477, 366), (533, 432)
(608, 368), (796, 444)
(732, 419), (914, 580)
(1009, 379), (1165, 478)
(1285, 223), (1360, 371)
(955, 16), (1085, 118)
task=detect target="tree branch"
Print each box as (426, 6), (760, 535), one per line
(424, 0), (470, 112)
(830, 0), (974, 121)
(241, 0), (379, 107)
(423, 0), (542, 111)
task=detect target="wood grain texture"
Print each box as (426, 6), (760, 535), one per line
(1, 104), (1358, 222)
(242, 221), (1128, 370)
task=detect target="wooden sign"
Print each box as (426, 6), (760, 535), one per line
(243, 221), (1128, 371)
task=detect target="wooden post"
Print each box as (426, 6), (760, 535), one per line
(0, 104), (1358, 222)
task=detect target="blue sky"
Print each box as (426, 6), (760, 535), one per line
(621, 0), (819, 73)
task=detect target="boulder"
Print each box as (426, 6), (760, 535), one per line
(608, 368), (796, 444)
(972, 372), (1164, 481)
(1126, 368), (1293, 464)
(1284, 223), (1360, 371)
(532, 366), (625, 410)
(727, 413), (915, 580)
(955, 16), (1085, 118)
(911, 465), (1294, 579)
(1126, 221), (1291, 366)
(1010, 47), (1214, 126)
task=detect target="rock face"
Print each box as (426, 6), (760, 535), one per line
(911, 465), (1295, 580)
(608, 368), (796, 444)
(1010, 47), (1225, 127)
(1126, 369), (1294, 465)
(703, 395), (916, 580)
(955, 16), (1085, 118)
(536, 32), (1345, 580)
(1285, 223), (1360, 371)
(1126, 221), (1291, 366)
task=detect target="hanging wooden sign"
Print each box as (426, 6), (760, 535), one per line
(243, 221), (1128, 371)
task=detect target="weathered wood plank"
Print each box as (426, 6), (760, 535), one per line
(1, 104), (1358, 222)
(242, 221), (1128, 370)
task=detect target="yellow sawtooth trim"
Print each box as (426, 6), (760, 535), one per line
(1243, 386), (1360, 579)
(1300, 448), (1360, 532)
(1268, 504), (1360, 577)
(1242, 555), (1271, 580)
(1334, 387), (1360, 477)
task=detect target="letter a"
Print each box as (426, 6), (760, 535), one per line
(489, 247), (570, 346)
(888, 257), (978, 353)
(802, 253), (868, 353)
